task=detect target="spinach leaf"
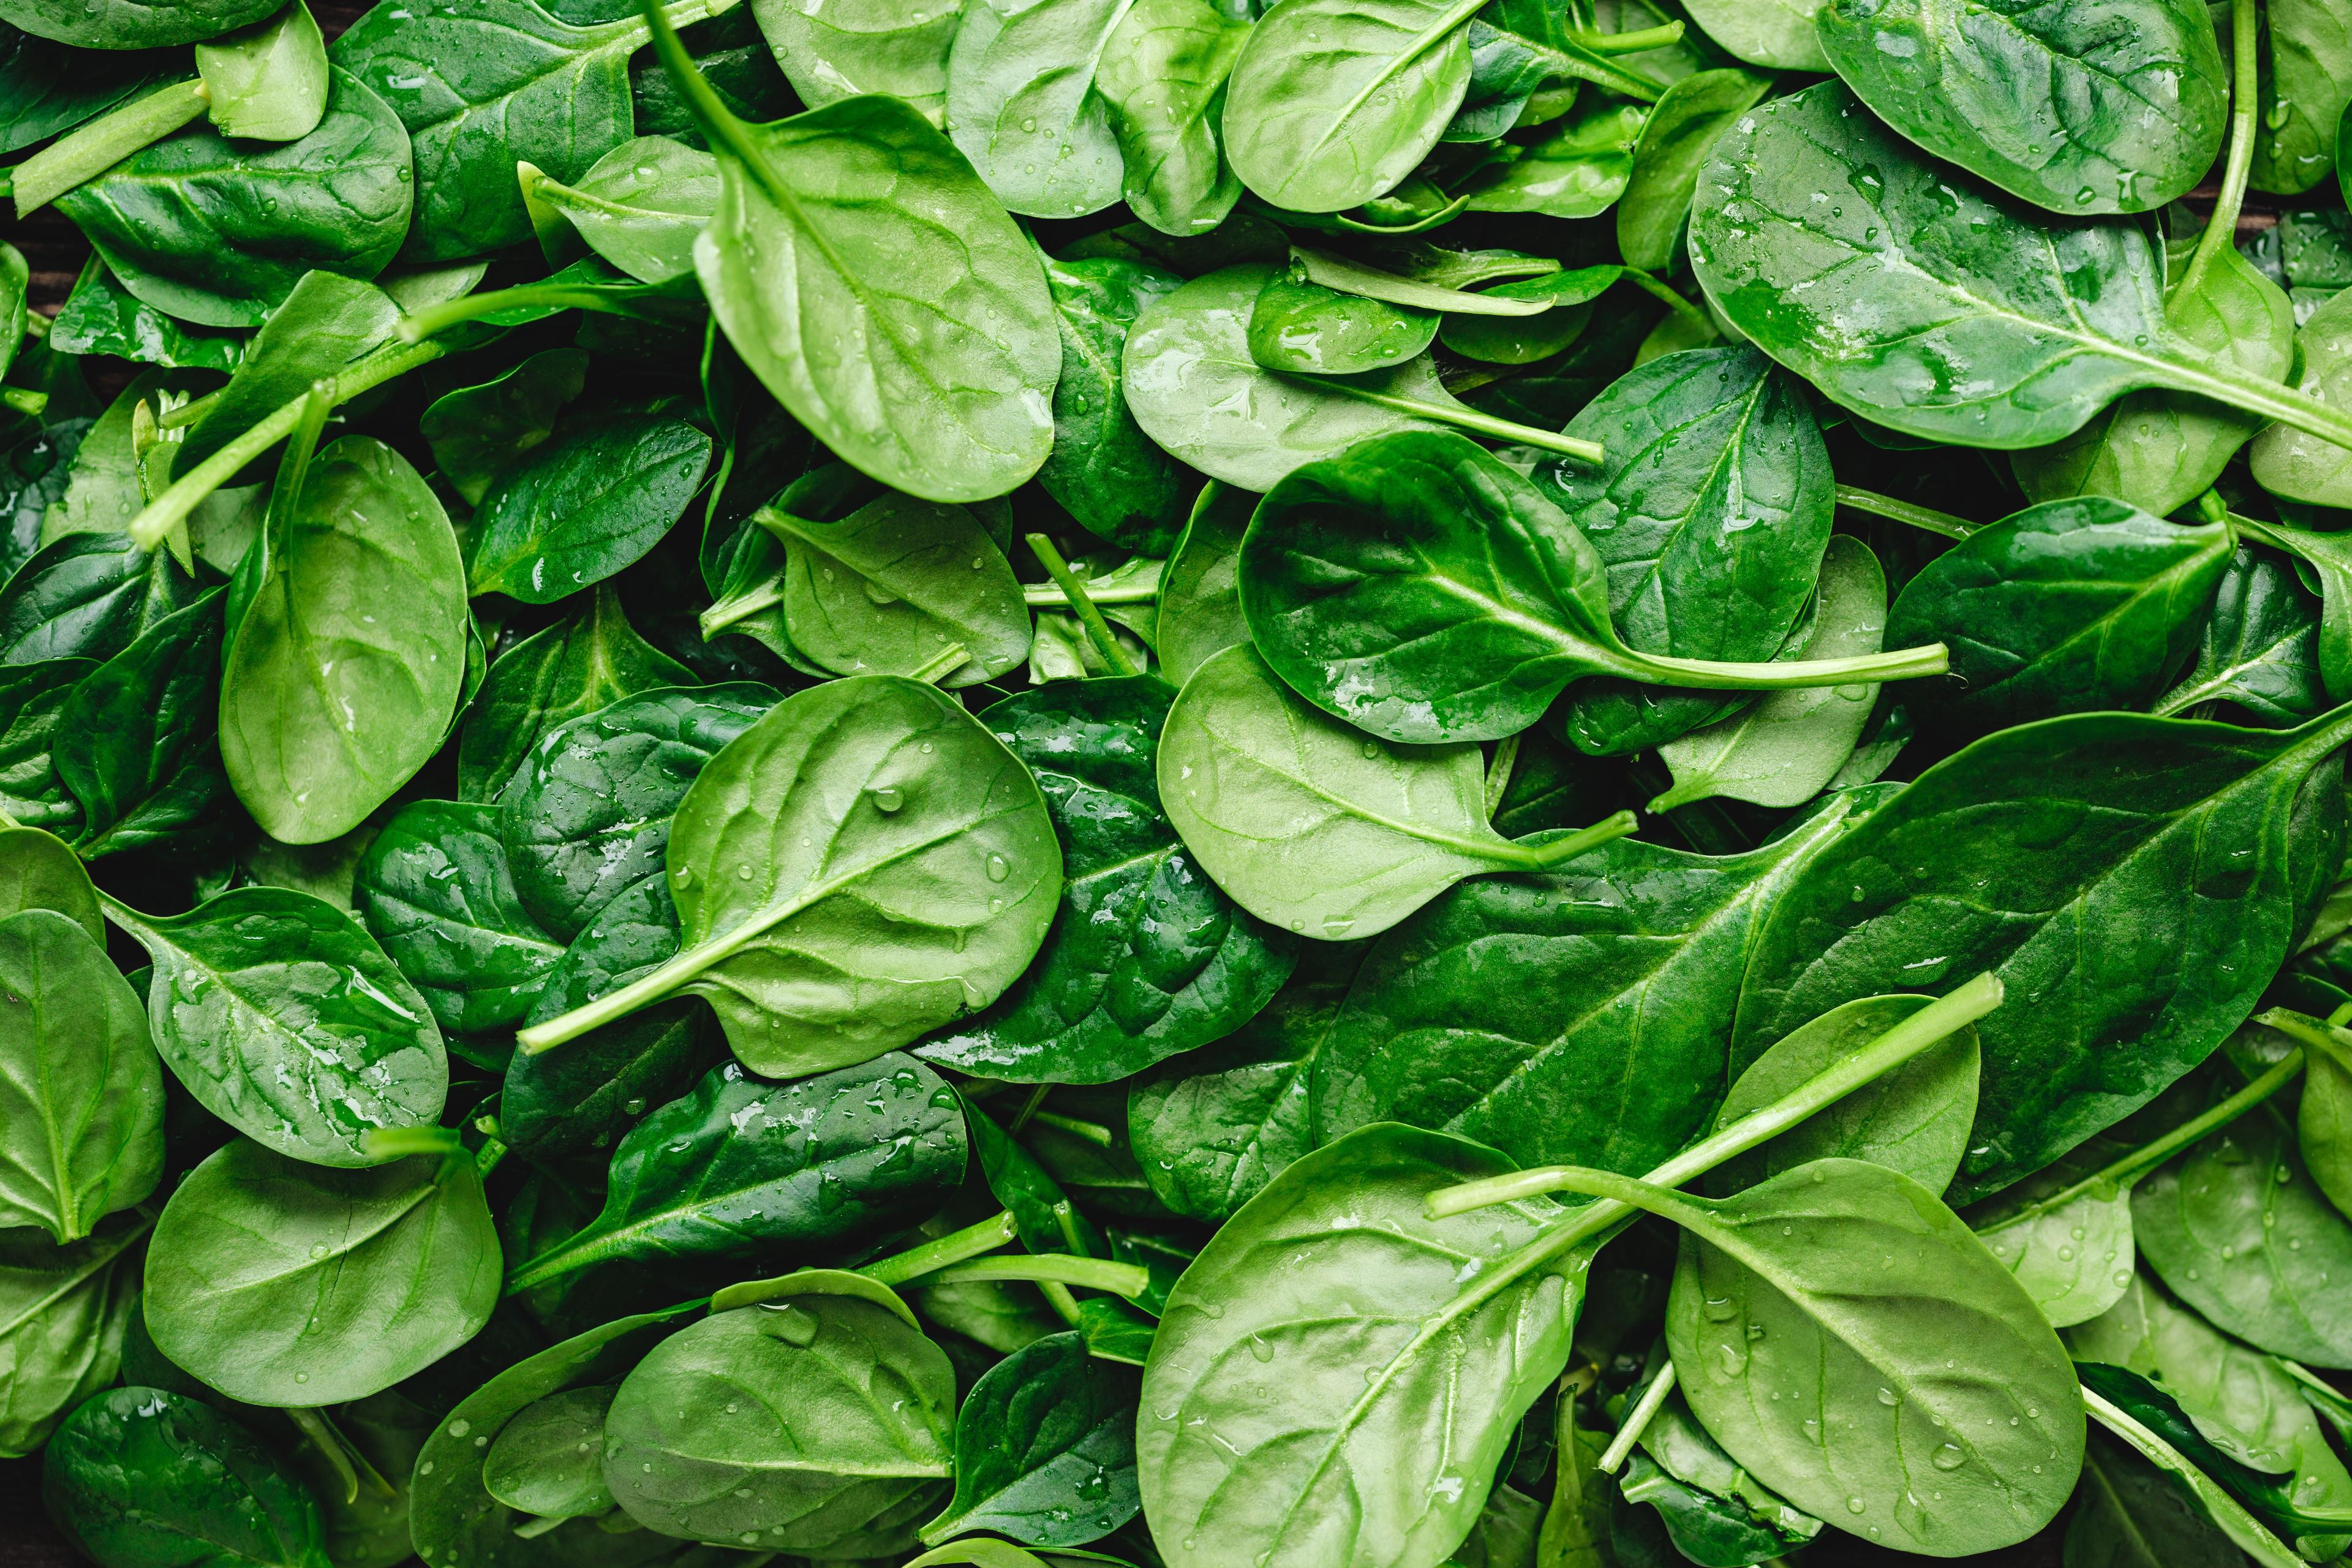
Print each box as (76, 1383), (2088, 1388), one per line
(1616, 67), (1767, 272)
(501, 999), (717, 1166)
(0, 661), (96, 835)
(56, 586), (232, 859)
(1128, 939), (1368, 1225)
(647, 16), (1061, 505)
(503, 1052), (966, 1291)
(1246, 271), (1438, 375)
(753, 486), (1032, 685)
(1096, 0), (1243, 236)
(920, 1329), (1140, 1547)
(46, 257), (245, 371)
(195, 0), (328, 141)
(1733, 706), (2352, 1202)
(1136, 1124), (1578, 1568)
(1459, 96), (1648, 219)
(55, 67), (414, 329)
(0, 823), (100, 941)
(145, 1140), (500, 1406)
(1038, 254), (1193, 553)
(1537, 347), (1834, 756)
(945, 0), (1131, 219)
(1679, 0), (1823, 69)
(42, 1387), (329, 1568)
(0, 532), (197, 668)
(916, 675), (1297, 1083)
(1815, 0), (2227, 214)
(221, 435), (469, 845)
(1550, 1158), (2084, 1555)
(1153, 479), (1250, 688)
(526, 135), (718, 286)
(456, 584), (692, 802)
(355, 799), (567, 1036)
(0, 910), (160, 1245)
(2068, 1431), (2256, 1568)
(333, 0), (729, 263)
(1652, 536), (1887, 812)
(178, 271), (403, 475)
(0, 26), (167, 152)
(1158, 643), (1635, 940)
(518, 676), (1061, 1077)
(0, 1211), (146, 1458)
(103, 886), (449, 1169)
(2250, 287), (2352, 506)
(749, 0), (959, 123)
(1884, 499), (2234, 732)
(420, 347), (590, 508)
(1310, 791), (1873, 1170)
(2250, 0), (2352, 195)
(603, 1294), (954, 1550)
(480, 1383), (616, 1523)
(499, 682), (777, 941)
(2135, 1090), (2352, 1366)
(468, 411), (714, 605)
(1242, 429), (1934, 746)
(1689, 83), (2352, 455)
(0, 0), (273, 48)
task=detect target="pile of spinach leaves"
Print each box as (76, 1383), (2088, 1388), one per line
(6, 0), (2352, 1561)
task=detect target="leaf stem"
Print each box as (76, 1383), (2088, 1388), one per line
(1569, 20), (1684, 52)
(12, 79), (209, 218)
(125, 339), (443, 551)
(1599, 1360), (1676, 1474)
(394, 277), (691, 341)
(1619, 270), (1712, 331)
(906, 643), (970, 685)
(1507, 809), (1638, 869)
(1427, 972), (2004, 1221)
(1300, 378), (1607, 466)
(1625, 640), (1948, 691)
(2151, 353), (2352, 454)
(284, 1408), (360, 1504)
(2081, 1388), (2305, 1568)
(2181, 0), (2260, 294)
(1483, 733), (1521, 821)
(900, 1254), (1152, 1297)
(1833, 484), (1978, 540)
(1029, 1109), (1114, 1146)
(858, 1210), (1022, 1286)
(1, 387), (45, 417)
(1027, 532), (1137, 677)
(356, 1125), (464, 1160)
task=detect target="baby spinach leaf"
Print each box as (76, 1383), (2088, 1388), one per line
(0, 1212), (145, 1458)
(0, 910), (161, 1245)
(603, 1294), (954, 1550)
(0, 0), (274, 48)
(178, 271), (404, 475)
(1153, 480), (1250, 688)
(1136, 1123), (1578, 1568)
(527, 135), (718, 286)
(1243, 429), (1933, 746)
(0, 661), (95, 835)
(195, 0), (328, 141)
(56, 585), (232, 860)
(946, 0), (1129, 219)
(1550, 1158), (2085, 1555)
(2069, 1430), (2258, 1568)
(468, 411), (714, 605)
(520, 676), (1061, 1077)
(1459, 95), (1648, 220)
(146, 1141), (500, 1406)
(55, 67), (414, 329)
(1690, 83), (2352, 454)
(456, 584), (692, 803)
(221, 435), (468, 845)
(1537, 347), (1834, 756)
(1706, 992), (1980, 1197)
(1038, 254), (1193, 553)
(481, 1383), (616, 1523)
(0, 531), (197, 668)
(420, 347), (590, 508)
(0, 824), (101, 942)
(1885, 499), (2234, 733)
(1310, 791), (1874, 1170)
(406, 1302), (698, 1568)
(917, 675), (1297, 1084)
(355, 800), (566, 1036)
(103, 886), (449, 1169)
(1615, 67), (1768, 272)
(1679, 0), (1823, 69)
(754, 486), (1032, 685)
(333, 0), (728, 263)
(2250, 287), (2352, 507)
(42, 1387), (330, 1568)
(1733, 706), (2352, 1202)
(747, 0), (956, 122)
(2135, 1091), (2352, 1366)
(647, 18), (1061, 504)
(1128, 938), (1368, 1225)
(1158, 643), (1635, 940)
(45, 257), (246, 371)
(921, 1329), (1141, 1548)
(2250, 0), (2352, 195)
(503, 1053), (966, 1291)
(0, 27), (168, 151)
(1096, 0), (1243, 236)
(2230, 513), (2352, 703)
(1653, 536), (1887, 812)
(1816, 0), (2227, 214)
(1246, 271), (1438, 376)
(1219, 0), (1482, 214)
(499, 682), (776, 946)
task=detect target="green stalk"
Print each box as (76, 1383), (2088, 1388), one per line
(902, 1254), (1151, 1297)
(2180, 0), (2260, 295)
(1623, 639), (1949, 690)
(1503, 809), (1637, 870)
(1598, 1360), (1676, 1474)
(1040, 1281), (1085, 1326)
(1620, 270), (1713, 332)
(1428, 972), (2005, 1221)
(858, 1211), (1022, 1286)
(0, 387), (45, 418)
(2147, 351), (2352, 453)
(1483, 733), (1521, 821)
(1027, 532), (1136, 677)
(284, 1409), (361, 1504)
(13, 79), (209, 218)
(394, 278), (685, 342)
(263, 383), (333, 545)
(356, 1125), (464, 1160)
(2262, 1008), (2352, 1072)
(1028, 1109), (1113, 1147)
(1833, 484), (1978, 540)
(126, 339), (443, 551)
(905, 643), (970, 685)
(1300, 377), (1607, 466)
(2082, 1388), (2305, 1568)
(1568, 20), (1683, 52)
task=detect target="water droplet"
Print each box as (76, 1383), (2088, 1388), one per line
(1932, 1444), (1966, 1471)
(1877, 1387), (1898, 1406)
(870, 785), (903, 812)
(985, 853), (1010, 883)
(1845, 1497), (1867, 1515)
